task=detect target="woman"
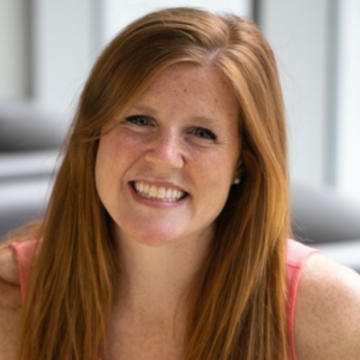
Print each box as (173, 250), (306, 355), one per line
(1, 7), (360, 360)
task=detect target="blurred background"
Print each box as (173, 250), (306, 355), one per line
(1, 0), (359, 270)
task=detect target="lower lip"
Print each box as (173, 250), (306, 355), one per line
(128, 183), (188, 209)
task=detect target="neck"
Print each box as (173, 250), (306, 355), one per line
(113, 229), (213, 315)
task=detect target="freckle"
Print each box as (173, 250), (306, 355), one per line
(183, 89), (187, 93)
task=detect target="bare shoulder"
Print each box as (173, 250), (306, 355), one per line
(0, 244), (22, 359)
(0, 243), (20, 286)
(295, 253), (360, 360)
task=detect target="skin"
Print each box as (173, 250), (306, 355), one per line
(95, 63), (242, 316)
(1, 64), (360, 359)
(95, 64), (241, 248)
(295, 253), (360, 359)
(95, 64), (241, 358)
(0, 245), (22, 360)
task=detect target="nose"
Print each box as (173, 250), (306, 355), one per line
(144, 130), (185, 169)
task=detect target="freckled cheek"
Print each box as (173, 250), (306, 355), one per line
(98, 134), (142, 168)
(96, 137), (122, 183)
(114, 132), (149, 157)
(191, 154), (233, 188)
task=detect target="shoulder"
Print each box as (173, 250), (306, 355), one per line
(0, 242), (22, 311)
(295, 253), (360, 360)
(0, 244), (22, 358)
(0, 243), (20, 286)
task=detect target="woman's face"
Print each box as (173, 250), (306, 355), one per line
(95, 63), (240, 247)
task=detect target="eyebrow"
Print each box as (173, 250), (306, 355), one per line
(130, 103), (157, 115)
(129, 103), (219, 126)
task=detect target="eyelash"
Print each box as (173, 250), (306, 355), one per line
(124, 115), (217, 141)
(190, 127), (217, 141)
(125, 115), (153, 126)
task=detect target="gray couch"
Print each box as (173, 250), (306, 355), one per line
(0, 101), (62, 239)
(290, 183), (360, 271)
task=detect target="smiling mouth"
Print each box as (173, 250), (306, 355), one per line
(131, 181), (188, 202)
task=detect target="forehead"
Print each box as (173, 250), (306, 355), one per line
(131, 63), (240, 123)
(144, 63), (234, 98)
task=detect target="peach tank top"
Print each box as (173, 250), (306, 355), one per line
(11, 238), (319, 360)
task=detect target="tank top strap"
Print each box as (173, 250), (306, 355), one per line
(10, 239), (38, 303)
(286, 239), (321, 360)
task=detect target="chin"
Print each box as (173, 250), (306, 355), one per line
(136, 236), (177, 247)
(115, 222), (186, 247)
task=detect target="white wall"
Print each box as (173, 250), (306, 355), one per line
(261, 0), (329, 187)
(0, 0), (250, 120)
(0, 0), (30, 98)
(0, 0), (98, 138)
(32, 0), (96, 117)
(336, 0), (360, 202)
(101, 0), (251, 45)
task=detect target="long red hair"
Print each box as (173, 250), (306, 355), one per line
(16, 7), (290, 360)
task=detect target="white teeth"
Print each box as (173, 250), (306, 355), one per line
(144, 183), (150, 193)
(149, 185), (157, 197)
(166, 188), (172, 199)
(133, 182), (185, 202)
(157, 187), (166, 199)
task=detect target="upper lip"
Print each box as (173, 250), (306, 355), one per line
(130, 179), (188, 193)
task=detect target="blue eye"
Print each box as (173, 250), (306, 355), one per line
(192, 127), (217, 141)
(125, 115), (152, 126)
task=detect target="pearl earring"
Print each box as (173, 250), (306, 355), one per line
(233, 177), (241, 185)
